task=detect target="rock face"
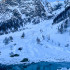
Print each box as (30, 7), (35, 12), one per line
(53, 6), (70, 24)
(0, 0), (46, 35)
(53, 6), (70, 34)
(0, 0), (46, 17)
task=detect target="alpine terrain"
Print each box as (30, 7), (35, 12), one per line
(0, 0), (70, 68)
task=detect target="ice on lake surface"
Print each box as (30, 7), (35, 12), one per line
(0, 62), (70, 70)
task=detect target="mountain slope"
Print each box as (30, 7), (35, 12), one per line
(0, 18), (70, 64)
(0, 0), (46, 35)
(0, 1), (70, 65)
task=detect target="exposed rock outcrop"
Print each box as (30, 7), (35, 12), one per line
(0, 0), (46, 35)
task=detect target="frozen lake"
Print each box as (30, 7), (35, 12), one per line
(0, 62), (70, 70)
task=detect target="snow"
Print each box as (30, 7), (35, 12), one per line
(0, 0), (70, 65)
(60, 68), (68, 70)
(0, 18), (70, 65)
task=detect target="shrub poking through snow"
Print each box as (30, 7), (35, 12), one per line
(58, 24), (64, 34)
(3, 37), (9, 45)
(58, 43), (60, 46)
(42, 35), (45, 40)
(13, 43), (16, 46)
(36, 37), (41, 44)
(21, 32), (25, 38)
(10, 53), (19, 57)
(0, 51), (1, 55)
(40, 29), (43, 33)
(18, 47), (23, 51)
(9, 36), (13, 42)
(3, 36), (13, 45)
(65, 44), (69, 47)
(20, 58), (29, 62)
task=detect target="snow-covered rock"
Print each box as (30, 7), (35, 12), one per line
(0, 0), (46, 35)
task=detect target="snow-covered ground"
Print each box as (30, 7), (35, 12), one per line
(0, 0), (70, 65)
(0, 17), (70, 65)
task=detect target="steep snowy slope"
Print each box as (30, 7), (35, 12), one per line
(0, 0), (70, 65)
(0, 18), (70, 64)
